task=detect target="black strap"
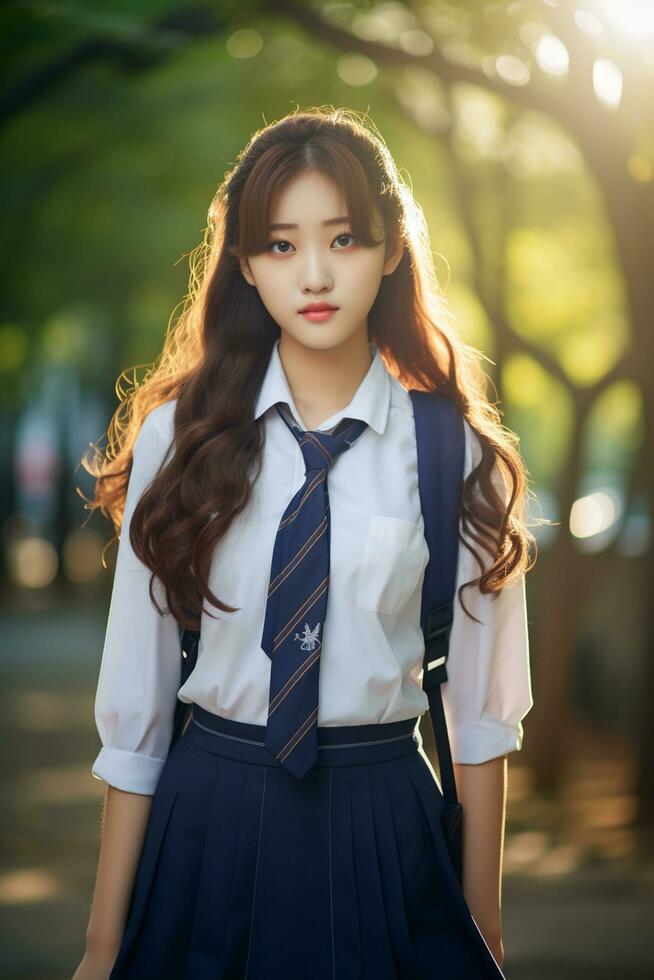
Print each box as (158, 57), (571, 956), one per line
(169, 626), (199, 748)
(410, 389), (465, 808)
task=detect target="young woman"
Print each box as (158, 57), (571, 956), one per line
(74, 106), (536, 979)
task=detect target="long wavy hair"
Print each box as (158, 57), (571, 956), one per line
(83, 106), (539, 632)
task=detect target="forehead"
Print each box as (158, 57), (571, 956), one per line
(269, 169), (347, 225)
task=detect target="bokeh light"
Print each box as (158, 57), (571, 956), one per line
(7, 537), (58, 589)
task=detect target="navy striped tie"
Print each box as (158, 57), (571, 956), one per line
(261, 403), (369, 779)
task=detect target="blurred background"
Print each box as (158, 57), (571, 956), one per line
(1, 0), (653, 977)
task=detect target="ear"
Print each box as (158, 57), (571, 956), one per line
(382, 236), (404, 277)
(239, 257), (256, 287)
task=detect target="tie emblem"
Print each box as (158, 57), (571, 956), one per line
(260, 403), (369, 779)
(294, 621), (322, 651)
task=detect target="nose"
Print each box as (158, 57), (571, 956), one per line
(300, 247), (334, 294)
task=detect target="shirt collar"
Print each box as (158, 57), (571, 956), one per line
(254, 337), (390, 435)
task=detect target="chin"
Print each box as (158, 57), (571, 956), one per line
(284, 321), (367, 348)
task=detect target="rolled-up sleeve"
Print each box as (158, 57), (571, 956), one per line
(91, 403), (182, 795)
(442, 418), (534, 765)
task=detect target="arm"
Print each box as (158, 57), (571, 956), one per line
(424, 419), (533, 966)
(90, 404), (181, 797)
(455, 756), (507, 967)
(420, 726), (507, 965)
(77, 787), (154, 973)
(77, 403), (182, 970)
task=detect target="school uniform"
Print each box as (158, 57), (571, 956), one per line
(93, 338), (533, 978)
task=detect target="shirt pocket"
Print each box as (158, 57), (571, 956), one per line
(356, 515), (429, 615)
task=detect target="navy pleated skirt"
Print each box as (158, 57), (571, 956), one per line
(109, 705), (506, 979)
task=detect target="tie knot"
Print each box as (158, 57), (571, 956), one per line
(275, 404), (368, 474)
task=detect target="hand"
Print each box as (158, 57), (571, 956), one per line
(487, 933), (505, 970)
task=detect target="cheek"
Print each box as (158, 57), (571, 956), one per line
(344, 254), (385, 300)
(250, 265), (287, 306)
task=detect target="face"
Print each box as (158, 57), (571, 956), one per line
(239, 168), (403, 352)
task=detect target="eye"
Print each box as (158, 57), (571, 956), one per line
(268, 239), (295, 254)
(266, 232), (355, 255)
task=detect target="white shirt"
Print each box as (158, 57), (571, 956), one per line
(92, 339), (533, 794)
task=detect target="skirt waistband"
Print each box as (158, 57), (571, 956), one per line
(185, 704), (422, 769)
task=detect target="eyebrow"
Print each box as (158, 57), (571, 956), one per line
(268, 216), (351, 230)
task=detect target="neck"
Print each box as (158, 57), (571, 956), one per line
(277, 330), (373, 430)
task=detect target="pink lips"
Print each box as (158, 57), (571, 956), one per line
(299, 303), (339, 323)
(301, 309), (337, 322)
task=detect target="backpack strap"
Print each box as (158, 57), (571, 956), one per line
(170, 625), (200, 749)
(409, 389), (465, 809)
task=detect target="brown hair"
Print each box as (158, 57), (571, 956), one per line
(82, 106), (539, 631)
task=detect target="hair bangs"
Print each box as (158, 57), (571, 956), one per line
(231, 138), (387, 260)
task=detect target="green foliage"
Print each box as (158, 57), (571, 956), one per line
(0, 0), (642, 517)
